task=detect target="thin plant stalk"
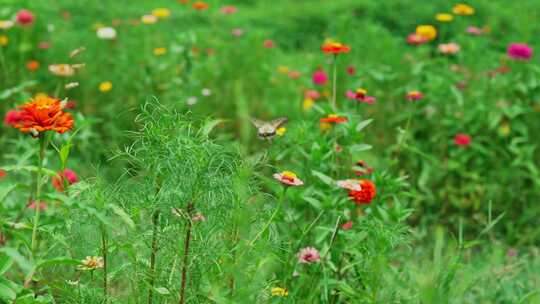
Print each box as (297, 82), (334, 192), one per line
(179, 202), (194, 304)
(394, 109), (414, 162)
(101, 225), (109, 302)
(331, 54), (338, 111)
(31, 135), (48, 257)
(147, 210), (160, 304)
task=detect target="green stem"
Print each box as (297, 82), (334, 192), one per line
(101, 225), (109, 302)
(31, 135), (47, 257)
(331, 55), (338, 111)
(394, 110), (413, 162)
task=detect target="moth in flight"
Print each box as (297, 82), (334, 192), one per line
(250, 117), (288, 140)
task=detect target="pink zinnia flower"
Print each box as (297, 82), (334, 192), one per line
(304, 89), (321, 100)
(507, 43), (533, 60)
(454, 134), (471, 147)
(287, 70), (301, 79)
(52, 169), (78, 192)
(406, 33), (428, 45)
(38, 41), (51, 49)
(16, 9), (35, 26)
(337, 179), (362, 191)
(406, 91), (423, 101)
(297, 247), (320, 264)
(341, 221), (353, 230)
(273, 171), (304, 187)
(312, 70), (328, 85)
(263, 39), (275, 48)
(220, 5), (237, 14)
(28, 200), (47, 210)
(466, 26), (483, 35)
(346, 90), (356, 100)
(439, 42), (460, 55)
(359, 96), (376, 104)
(4, 110), (22, 126)
(231, 28), (244, 37)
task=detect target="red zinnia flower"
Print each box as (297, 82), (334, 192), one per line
(10, 96), (74, 136)
(321, 42), (350, 54)
(454, 133), (471, 147)
(341, 221), (353, 230)
(52, 169), (79, 192)
(263, 39), (275, 48)
(0, 170), (6, 180)
(320, 114), (348, 124)
(348, 179), (376, 205)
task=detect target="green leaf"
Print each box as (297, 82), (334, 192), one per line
(0, 255), (13, 275)
(303, 196), (322, 210)
(37, 257), (80, 269)
(350, 144), (372, 153)
(200, 119), (226, 137)
(0, 247), (34, 274)
(154, 287), (170, 295)
(311, 170), (335, 186)
(108, 204), (135, 229)
(0, 281), (16, 302)
(355, 119), (373, 132)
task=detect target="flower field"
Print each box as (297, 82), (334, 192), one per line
(1, 1), (540, 303)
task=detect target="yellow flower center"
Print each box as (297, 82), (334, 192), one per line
(282, 171), (297, 179)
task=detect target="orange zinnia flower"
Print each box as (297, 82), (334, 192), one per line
(321, 42), (350, 54)
(11, 96), (74, 136)
(320, 114), (348, 124)
(348, 179), (376, 205)
(26, 60), (40, 71)
(192, 1), (209, 10)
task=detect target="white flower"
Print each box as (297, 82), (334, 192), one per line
(187, 96), (198, 106)
(0, 20), (14, 30)
(201, 88), (212, 96)
(97, 27), (117, 40)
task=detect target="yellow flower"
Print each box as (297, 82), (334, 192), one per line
(277, 65), (289, 74)
(499, 122), (510, 137)
(154, 47), (167, 56)
(99, 81), (113, 92)
(141, 14), (158, 24)
(453, 3), (475, 15)
(415, 25), (437, 41)
(303, 98), (314, 111)
(276, 127), (286, 136)
(271, 287), (289, 297)
(436, 13), (454, 22)
(0, 35), (8, 47)
(152, 8), (171, 19)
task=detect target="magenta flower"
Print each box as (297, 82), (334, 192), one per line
(345, 90), (356, 100)
(312, 70), (328, 86)
(298, 247), (320, 264)
(16, 9), (35, 26)
(52, 169), (79, 192)
(28, 200), (47, 211)
(507, 43), (533, 60)
(406, 91), (423, 101)
(454, 134), (471, 147)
